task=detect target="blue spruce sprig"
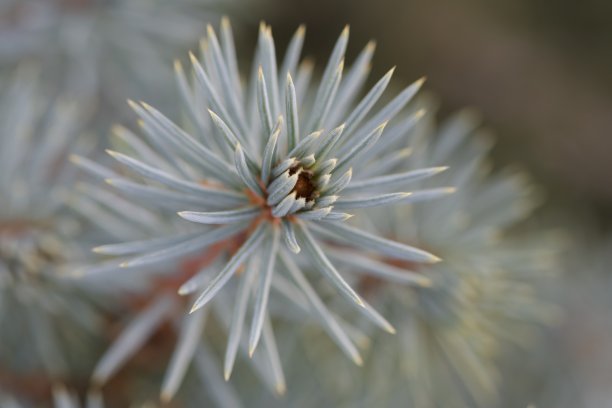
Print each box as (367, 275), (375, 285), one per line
(74, 20), (454, 400)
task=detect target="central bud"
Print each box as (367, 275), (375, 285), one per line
(264, 155), (326, 219)
(289, 166), (318, 201)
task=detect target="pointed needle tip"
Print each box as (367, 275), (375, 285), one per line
(189, 305), (200, 314)
(430, 255), (442, 263)
(275, 383), (287, 396)
(160, 392), (172, 404)
(419, 278), (433, 288)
